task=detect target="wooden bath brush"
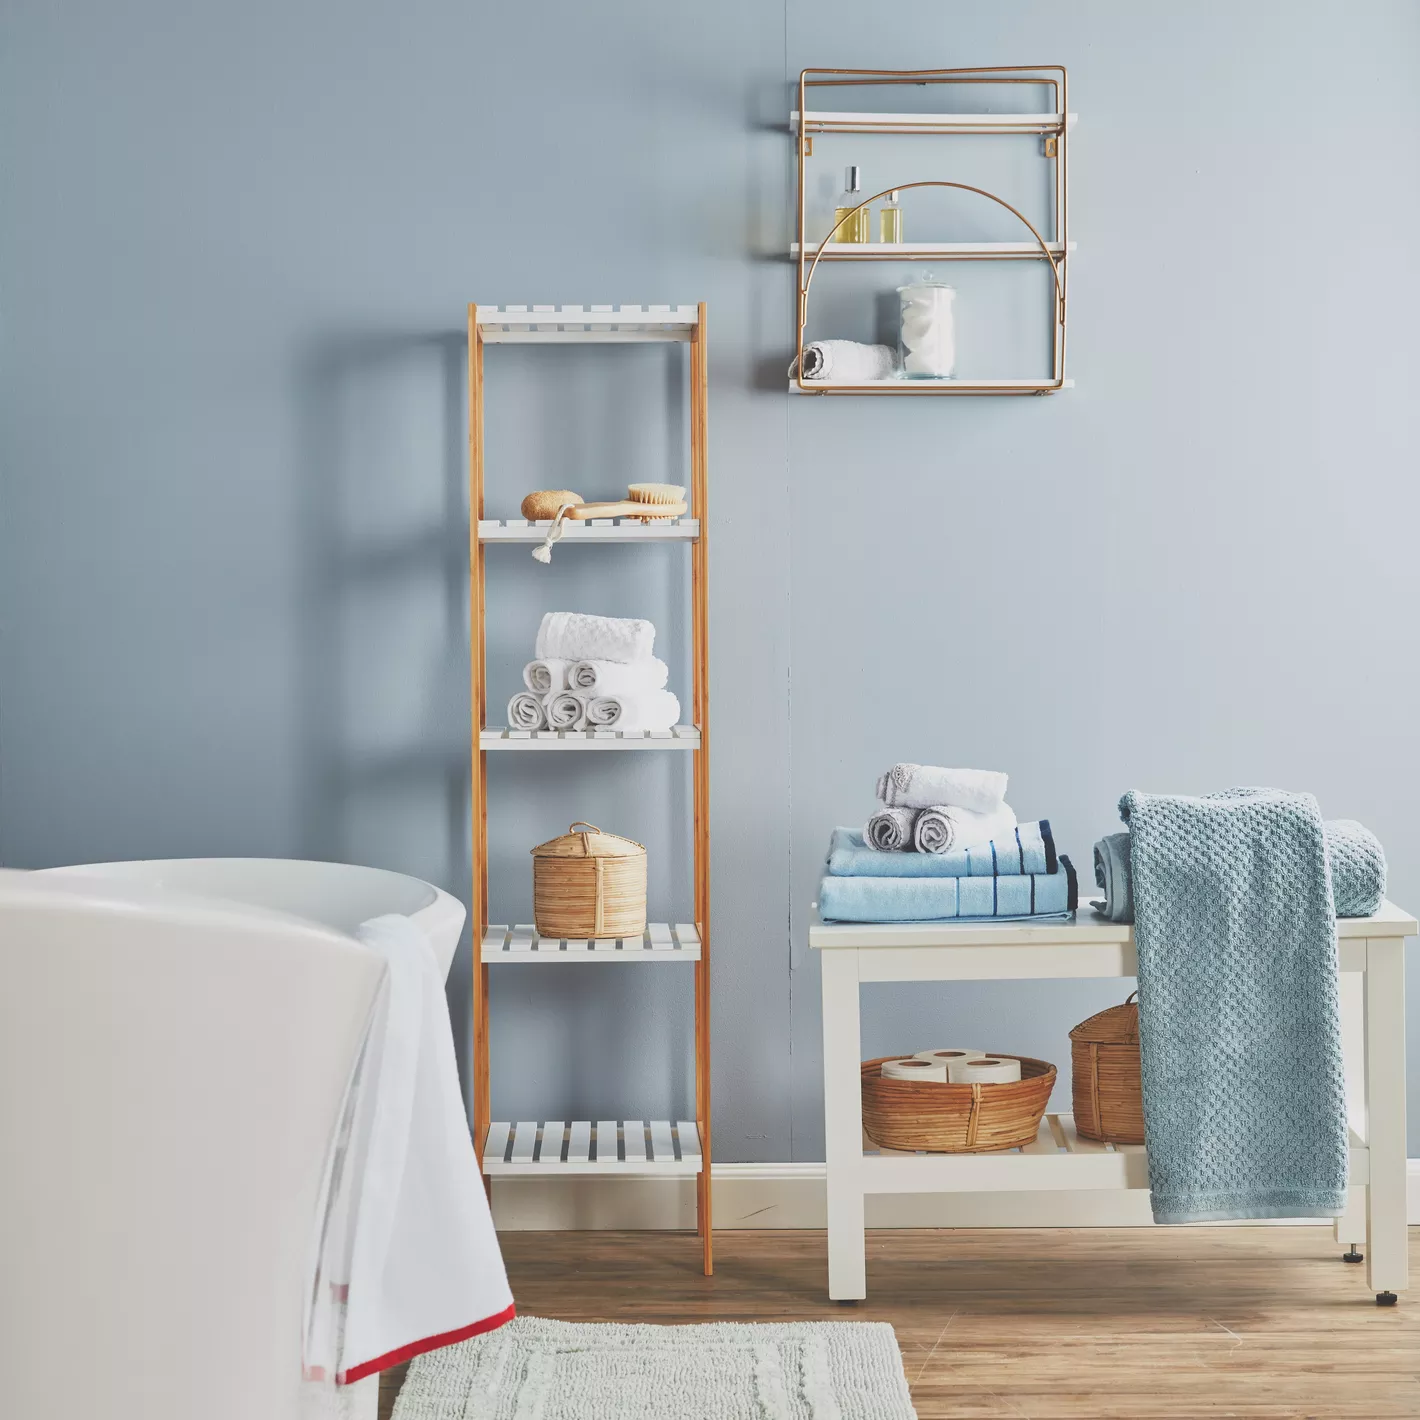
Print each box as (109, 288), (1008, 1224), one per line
(530, 484), (687, 562)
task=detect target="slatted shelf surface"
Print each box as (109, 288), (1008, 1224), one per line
(480, 518), (699, 543)
(484, 1119), (703, 1174)
(480, 725), (701, 750)
(482, 922), (701, 963)
(475, 304), (699, 342)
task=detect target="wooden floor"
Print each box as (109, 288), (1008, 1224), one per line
(381, 1227), (1420, 1418)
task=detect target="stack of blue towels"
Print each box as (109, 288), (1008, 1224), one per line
(818, 764), (1076, 923)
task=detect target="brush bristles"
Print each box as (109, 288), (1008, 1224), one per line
(626, 483), (686, 523)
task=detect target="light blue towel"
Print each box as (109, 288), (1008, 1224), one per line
(1121, 787), (1348, 1224)
(827, 821), (1056, 879)
(1091, 818), (1386, 923)
(818, 856), (1076, 923)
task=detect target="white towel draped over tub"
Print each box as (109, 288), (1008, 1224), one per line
(304, 915), (513, 1395)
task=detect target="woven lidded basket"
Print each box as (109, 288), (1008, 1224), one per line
(1069, 992), (1144, 1144)
(860, 1055), (1055, 1153)
(532, 822), (647, 939)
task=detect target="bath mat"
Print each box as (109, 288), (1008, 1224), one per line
(392, 1315), (917, 1419)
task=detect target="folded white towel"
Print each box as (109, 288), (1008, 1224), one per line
(586, 689), (680, 733)
(913, 802), (1017, 855)
(507, 691), (546, 730)
(877, 764), (1008, 815)
(536, 611), (655, 665)
(569, 656), (669, 695)
(523, 658), (571, 694)
(543, 691), (589, 730)
(795, 340), (900, 382)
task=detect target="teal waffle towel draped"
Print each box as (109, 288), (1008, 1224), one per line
(1120, 787), (1349, 1224)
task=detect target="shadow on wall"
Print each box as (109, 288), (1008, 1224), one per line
(294, 330), (475, 1081)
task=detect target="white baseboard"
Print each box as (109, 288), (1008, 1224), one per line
(493, 1159), (1420, 1231)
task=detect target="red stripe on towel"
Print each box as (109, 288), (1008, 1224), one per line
(339, 1301), (517, 1384)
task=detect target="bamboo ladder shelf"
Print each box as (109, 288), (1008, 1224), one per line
(467, 302), (713, 1275)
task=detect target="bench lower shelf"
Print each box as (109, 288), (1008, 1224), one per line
(485, 1119), (703, 1177)
(861, 1114), (1369, 1193)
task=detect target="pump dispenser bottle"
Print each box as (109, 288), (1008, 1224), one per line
(833, 165), (870, 244)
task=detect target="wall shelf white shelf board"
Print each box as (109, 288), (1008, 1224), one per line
(791, 241), (1074, 260)
(480, 726), (700, 750)
(792, 111), (1078, 135)
(483, 922), (701, 962)
(479, 518), (699, 543)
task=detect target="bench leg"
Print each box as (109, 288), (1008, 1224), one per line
(1363, 938), (1408, 1299)
(822, 948), (866, 1300)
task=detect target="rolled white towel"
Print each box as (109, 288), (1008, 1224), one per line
(586, 689), (680, 733)
(913, 803), (1017, 855)
(542, 691), (589, 731)
(523, 658), (571, 694)
(796, 340), (900, 382)
(536, 611), (655, 664)
(569, 656), (669, 695)
(507, 691), (546, 730)
(877, 764), (1009, 814)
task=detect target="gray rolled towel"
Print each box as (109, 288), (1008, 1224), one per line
(1091, 819), (1387, 923)
(866, 806), (917, 852)
(507, 691), (546, 731)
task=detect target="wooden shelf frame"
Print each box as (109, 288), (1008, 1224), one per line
(793, 65), (1073, 396)
(467, 302), (713, 1275)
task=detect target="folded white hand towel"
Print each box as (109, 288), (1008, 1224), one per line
(586, 689), (680, 733)
(913, 802), (1017, 855)
(523, 658), (571, 694)
(507, 691), (546, 730)
(877, 764), (1009, 815)
(796, 340), (900, 382)
(542, 691), (589, 730)
(569, 657), (669, 695)
(536, 611), (655, 664)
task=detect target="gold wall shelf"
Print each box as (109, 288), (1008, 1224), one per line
(793, 65), (1073, 396)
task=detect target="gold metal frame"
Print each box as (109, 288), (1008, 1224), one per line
(467, 304), (714, 1276)
(794, 65), (1070, 395)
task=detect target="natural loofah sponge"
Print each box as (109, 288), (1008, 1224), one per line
(521, 489), (582, 521)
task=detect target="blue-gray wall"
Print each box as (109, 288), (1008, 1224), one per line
(4, 1), (1419, 1156)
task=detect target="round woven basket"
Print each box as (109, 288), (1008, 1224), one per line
(860, 1054), (1055, 1153)
(1069, 993), (1144, 1144)
(532, 822), (647, 939)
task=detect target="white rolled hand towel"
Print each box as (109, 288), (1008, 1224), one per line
(542, 691), (589, 730)
(877, 763), (1009, 814)
(569, 656), (669, 695)
(507, 691), (546, 730)
(536, 611), (655, 664)
(523, 658), (571, 694)
(913, 803), (1017, 855)
(796, 340), (900, 382)
(586, 689), (680, 733)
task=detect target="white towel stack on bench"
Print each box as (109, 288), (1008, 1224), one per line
(506, 613), (680, 732)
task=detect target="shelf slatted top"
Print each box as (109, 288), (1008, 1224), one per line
(480, 725), (701, 750)
(484, 1118), (702, 1175)
(483, 922), (701, 963)
(792, 111), (1078, 135)
(476, 305), (699, 343)
(479, 518), (699, 543)
(791, 241), (1075, 261)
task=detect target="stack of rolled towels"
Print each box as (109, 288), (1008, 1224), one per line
(506, 612), (681, 733)
(880, 1049), (1023, 1084)
(818, 763), (1077, 923)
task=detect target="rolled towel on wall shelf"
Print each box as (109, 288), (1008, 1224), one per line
(536, 611), (655, 664)
(793, 340), (900, 383)
(569, 656), (669, 696)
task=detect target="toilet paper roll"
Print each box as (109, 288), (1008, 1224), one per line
(913, 1047), (987, 1081)
(881, 1057), (948, 1083)
(955, 1057), (1022, 1084)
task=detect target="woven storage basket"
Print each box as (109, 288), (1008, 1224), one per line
(860, 1055), (1055, 1153)
(532, 822), (647, 939)
(1070, 992), (1145, 1144)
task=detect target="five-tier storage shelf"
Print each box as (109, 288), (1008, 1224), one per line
(467, 303), (713, 1274)
(792, 64), (1076, 395)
